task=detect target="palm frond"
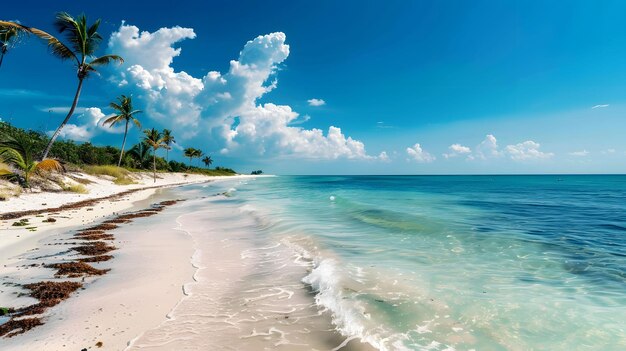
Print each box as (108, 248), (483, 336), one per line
(36, 159), (64, 173)
(131, 117), (142, 128)
(102, 115), (123, 126)
(28, 27), (77, 62)
(89, 54), (123, 66)
(54, 12), (83, 55)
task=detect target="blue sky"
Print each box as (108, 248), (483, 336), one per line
(1, 0), (626, 174)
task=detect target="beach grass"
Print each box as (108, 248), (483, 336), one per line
(63, 183), (88, 194)
(83, 165), (136, 185)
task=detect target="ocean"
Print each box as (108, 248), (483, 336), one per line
(132, 175), (626, 350)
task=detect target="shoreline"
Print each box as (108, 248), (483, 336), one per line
(0, 173), (257, 349)
(0, 174), (377, 351)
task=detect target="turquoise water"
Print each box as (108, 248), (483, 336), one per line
(207, 175), (626, 350)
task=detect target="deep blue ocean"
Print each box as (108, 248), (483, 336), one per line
(221, 175), (626, 350)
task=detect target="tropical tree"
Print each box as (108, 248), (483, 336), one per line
(183, 147), (196, 168)
(102, 95), (141, 166)
(143, 128), (164, 182)
(127, 142), (152, 169)
(162, 129), (175, 162)
(0, 133), (63, 188)
(201, 155), (213, 168)
(40, 12), (124, 160)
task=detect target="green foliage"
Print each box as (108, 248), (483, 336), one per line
(251, 170), (263, 175)
(0, 122), (238, 177)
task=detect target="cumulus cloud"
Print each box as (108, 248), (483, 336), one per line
(49, 107), (121, 141)
(473, 134), (502, 160)
(108, 23), (203, 132)
(406, 143), (435, 163)
(105, 24), (375, 160)
(307, 98), (326, 106)
(443, 143), (471, 159)
(591, 104), (609, 109)
(569, 150), (589, 157)
(505, 141), (554, 161)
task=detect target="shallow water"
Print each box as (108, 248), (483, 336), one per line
(135, 175), (626, 350)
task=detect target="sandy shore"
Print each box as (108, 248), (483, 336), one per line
(0, 173), (373, 351)
(0, 172), (252, 350)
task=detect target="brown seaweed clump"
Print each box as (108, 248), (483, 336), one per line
(85, 223), (119, 231)
(23, 281), (83, 301)
(77, 255), (114, 263)
(75, 233), (115, 241)
(73, 242), (116, 256)
(47, 262), (110, 277)
(0, 318), (43, 338)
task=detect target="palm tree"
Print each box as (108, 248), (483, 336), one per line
(183, 147), (195, 168)
(102, 95), (141, 166)
(0, 133), (63, 188)
(40, 12), (124, 160)
(202, 155), (213, 168)
(143, 128), (164, 182)
(162, 129), (175, 162)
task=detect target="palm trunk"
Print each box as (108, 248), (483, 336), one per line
(0, 52), (5, 69)
(166, 148), (169, 162)
(41, 77), (84, 160)
(153, 152), (157, 183)
(117, 120), (129, 167)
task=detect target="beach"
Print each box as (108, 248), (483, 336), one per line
(1, 175), (625, 351)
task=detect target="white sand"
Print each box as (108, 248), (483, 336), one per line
(0, 172), (253, 350)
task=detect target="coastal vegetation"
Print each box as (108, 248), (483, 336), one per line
(102, 95), (142, 166)
(0, 12), (236, 199)
(39, 12), (124, 159)
(0, 121), (235, 196)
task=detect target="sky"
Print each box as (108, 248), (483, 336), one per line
(1, 0), (626, 174)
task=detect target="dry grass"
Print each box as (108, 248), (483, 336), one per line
(83, 165), (135, 185)
(63, 183), (88, 194)
(0, 179), (22, 201)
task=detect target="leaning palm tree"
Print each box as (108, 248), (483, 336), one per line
(162, 129), (175, 162)
(201, 155), (213, 169)
(40, 12), (124, 160)
(0, 133), (63, 188)
(102, 95), (142, 166)
(143, 128), (164, 182)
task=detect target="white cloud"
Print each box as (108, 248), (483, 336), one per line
(307, 98), (326, 106)
(406, 143), (435, 163)
(505, 140), (554, 161)
(378, 151), (390, 162)
(443, 143), (471, 159)
(48, 107), (121, 141)
(473, 134), (502, 160)
(108, 23), (203, 132)
(569, 150), (589, 157)
(106, 24), (374, 160)
(591, 104), (609, 109)
(601, 149), (616, 155)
